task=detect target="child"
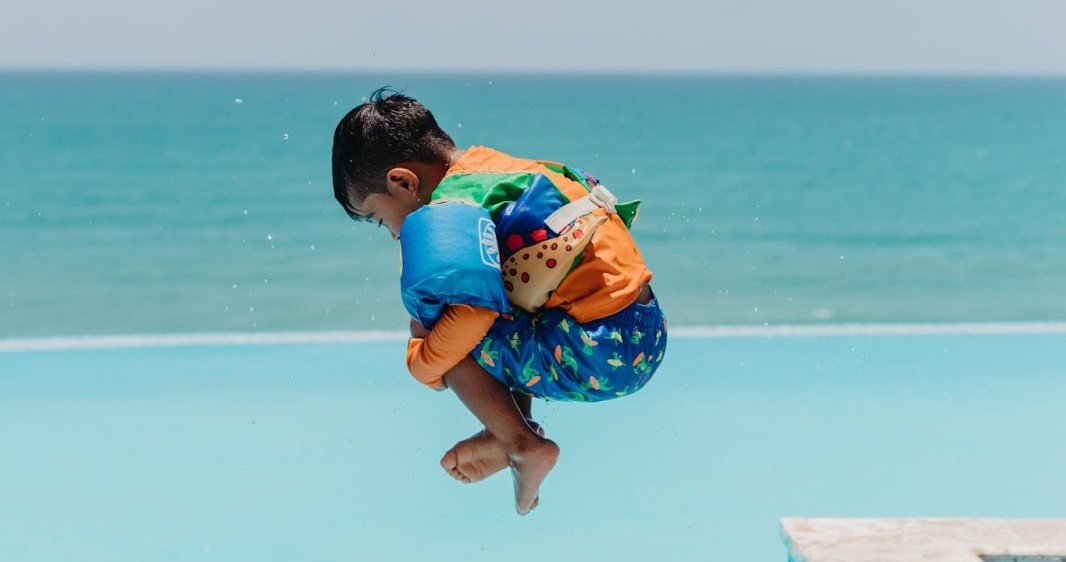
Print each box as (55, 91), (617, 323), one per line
(331, 90), (667, 515)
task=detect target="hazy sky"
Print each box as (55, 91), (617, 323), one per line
(2, 0), (1065, 73)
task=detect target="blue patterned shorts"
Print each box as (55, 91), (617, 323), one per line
(470, 294), (668, 402)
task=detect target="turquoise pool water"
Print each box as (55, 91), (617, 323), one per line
(2, 331), (1065, 561)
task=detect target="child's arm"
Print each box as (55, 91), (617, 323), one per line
(406, 304), (498, 391)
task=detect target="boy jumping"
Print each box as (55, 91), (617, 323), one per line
(331, 90), (667, 515)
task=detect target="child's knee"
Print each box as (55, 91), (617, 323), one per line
(442, 355), (494, 386)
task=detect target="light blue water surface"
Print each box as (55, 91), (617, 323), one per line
(2, 334), (1064, 561)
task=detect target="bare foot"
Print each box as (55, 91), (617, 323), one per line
(510, 436), (559, 516)
(440, 424), (543, 483)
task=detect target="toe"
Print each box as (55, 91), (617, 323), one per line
(440, 448), (458, 470)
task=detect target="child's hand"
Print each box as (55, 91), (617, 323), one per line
(409, 318), (429, 339)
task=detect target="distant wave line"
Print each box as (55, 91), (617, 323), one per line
(0, 330), (409, 353)
(2, 322), (1066, 353)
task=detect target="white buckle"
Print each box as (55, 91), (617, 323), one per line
(544, 185), (617, 233)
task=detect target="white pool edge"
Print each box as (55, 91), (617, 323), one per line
(781, 518), (1066, 562)
(2, 321), (1065, 353)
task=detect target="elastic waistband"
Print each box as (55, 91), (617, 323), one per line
(603, 287), (663, 330)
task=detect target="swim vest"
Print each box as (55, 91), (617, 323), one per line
(400, 148), (647, 327)
(399, 200), (510, 329)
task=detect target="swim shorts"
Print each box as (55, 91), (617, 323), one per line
(471, 293), (667, 402)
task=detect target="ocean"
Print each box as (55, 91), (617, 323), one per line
(2, 72), (1064, 338)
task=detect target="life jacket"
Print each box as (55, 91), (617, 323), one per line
(400, 148), (647, 328)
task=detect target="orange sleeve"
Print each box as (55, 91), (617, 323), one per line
(405, 304), (499, 390)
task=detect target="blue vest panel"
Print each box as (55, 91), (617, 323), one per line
(399, 201), (511, 328)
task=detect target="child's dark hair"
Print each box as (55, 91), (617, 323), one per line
(331, 89), (456, 221)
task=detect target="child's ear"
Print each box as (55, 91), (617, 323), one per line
(385, 167), (420, 198)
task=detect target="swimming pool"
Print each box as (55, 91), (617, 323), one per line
(2, 327), (1064, 561)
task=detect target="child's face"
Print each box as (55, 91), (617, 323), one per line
(352, 169), (424, 239)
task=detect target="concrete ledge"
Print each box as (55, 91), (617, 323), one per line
(782, 519), (1066, 562)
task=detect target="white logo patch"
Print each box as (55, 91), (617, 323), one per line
(478, 218), (501, 269)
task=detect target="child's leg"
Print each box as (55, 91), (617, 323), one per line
(443, 355), (558, 515)
(512, 391), (532, 419)
(440, 390), (541, 484)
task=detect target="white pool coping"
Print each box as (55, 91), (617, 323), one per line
(782, 518), (1066, 562)
(2, 321), (1066, 352)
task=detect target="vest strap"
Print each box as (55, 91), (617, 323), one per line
(544, 184), (617, 233)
